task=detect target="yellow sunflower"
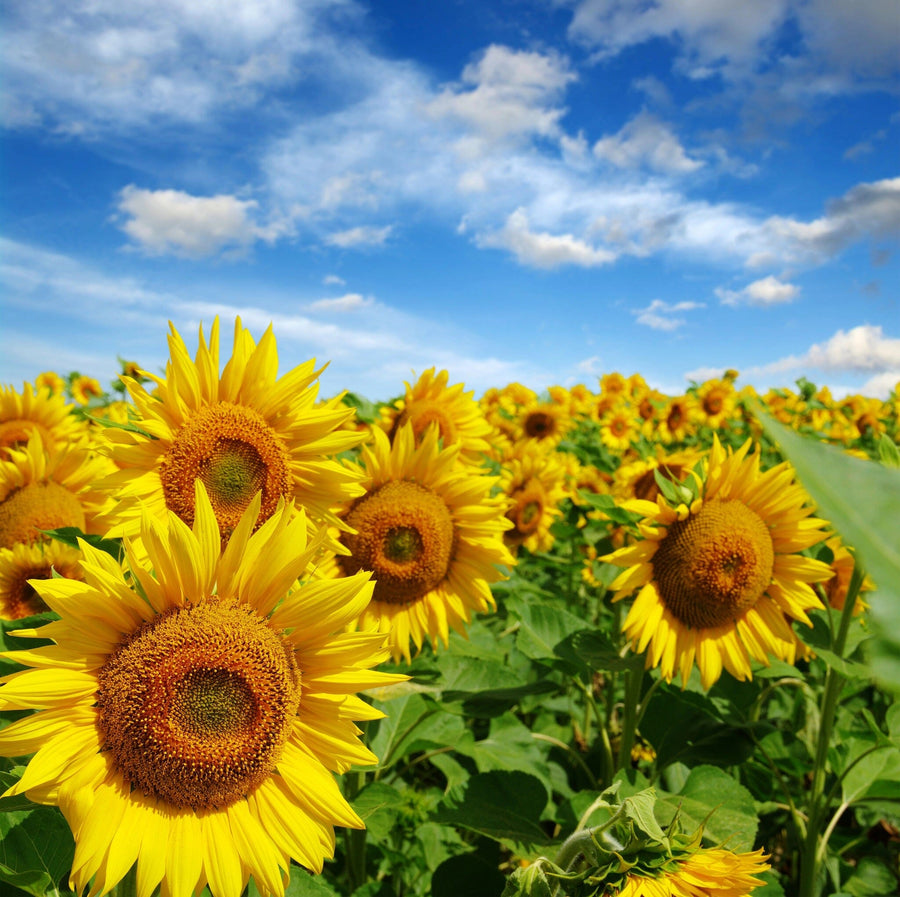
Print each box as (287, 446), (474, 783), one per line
(0, 484), (405, 896)
(337, 423), (514, 662)
(603, 437), (833, 689)
(0, 433), (113, 550)
(599, 402), (640, 453)
(382, 368), (494, 464)
(649, 395), (696, 444)
(612, 846), (770, 896)
(612, 448), (703, 505)
(500, 441), (570, 554)
(71, 375), (104, 405)
(101, 318), (364, 543)
(0, 381), (86, 457)
(515, 401), (572, 447)
(35, 371), (66, 396)
(694, 378), (736, 429)
(0, 540), (83, 620)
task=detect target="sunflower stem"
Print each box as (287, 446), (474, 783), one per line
(344, 768), (369, 892)
(110, 865), (138, 897)
(797, 563), (865, 897)
(616, 664), (643, 773)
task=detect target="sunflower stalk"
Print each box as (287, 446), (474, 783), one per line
(797, 562), (865, 897)
(615, 664), (644, 773)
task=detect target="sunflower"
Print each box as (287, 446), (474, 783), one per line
(336, 423), (514, 662)
(35, 371), (66, 396)
(823, 536), (873, 615)
(0, 433), (113, 550)
(612, 448), (703, 505)
(599, 403), (640, 453)
(101, 318), (364, 544)
(650, 395), (696, 444)
(602, 437), (833, 689)
(382, 368), (494, 464)
(0, 382), (86, 457)
(0, 484), (405, 897)
(0, 540), (83, 620)
(612, 846), (770, 896)
(500, 441), (570, 554)
(515, 401), (571, 447)
(694, 378), (736, 429)
(71, 375), (104, 405)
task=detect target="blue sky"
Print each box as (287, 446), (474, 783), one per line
(2, 0), (898, 402)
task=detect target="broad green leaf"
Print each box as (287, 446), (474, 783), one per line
(40, 527), (123, 561)
(432, 770), (552, 848)
(433, 844), (507, 897)
(370, 694), (466, 771)
(250, 870), (341, 897)
(0, 804), (75, 897)
(843, 856), (899, 896)
(654, 765), (759, 852)
(840, 744), (900, 804)
(753, 407), (900, 691)
(508, 598), (591, 664)
(566, 630), (641, 673)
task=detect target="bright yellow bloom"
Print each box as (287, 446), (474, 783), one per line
(603, 437), (833, 689)
(35, 371), (66, 396)
(100, 318), (365, 543)
(0, 382), (86, 457)
(337, 424), (514, 662)
(514, 401), (572, 447)
(0, 434), (114, 550)
(0, 540), (83, 620)
(612, 449), (703, 505)
(71, 375), (103, 405)
(600, 402), (640, 452)
(0, 485), (405, 897)
(381, 368), (494, 464)
(694, 378), (736, 429)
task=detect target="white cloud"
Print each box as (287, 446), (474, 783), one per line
(478, 208), (617, 269)
(116, 186), (291, 258)
(324, 225), (393, 248)
(593, 112), (703, 174)
(633, 298), (704, 331)
(323, 274), (345, 286)
(684, 365), (728, 383)
(307, 293), (373, 313)
(577, 355), (603, 375)
(862, 371), (900, 397)
(427, 45), (575, 147)
(717, 275), (800, 307)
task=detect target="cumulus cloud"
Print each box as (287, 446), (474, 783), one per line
(593, 112), (703, 174)
(633, 298), (704, 331)
(307, 293), (373, 312)
(717, 275), (800, 307)
(427, 45), (575, 146)
(116, 186), (291, 257)
(324, 225), (393, 248)
(478, 208), (617, 269)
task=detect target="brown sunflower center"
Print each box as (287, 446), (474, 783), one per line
(507, 481), (545, 542)
(0, 420), (52, 456)
(339, 480), (456, 605)
(524, 411), (555, 439)
(96, 596), (300, 810)
(632, 464), (686, 503)
(3, 565), (52, 619)
(651, 498), (774, 629)
(159, 402), (291, 539)
(703, 392), (724, 416)
(0, 483), (86, 550)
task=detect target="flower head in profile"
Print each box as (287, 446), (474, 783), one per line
(336, 423), (514, 662)
(0, 483), (404, 897)
(101, 318), (365, 545)
(0, 382), (86, 458)
(603, 437), (833, 689)
(71, 375), (104, 405)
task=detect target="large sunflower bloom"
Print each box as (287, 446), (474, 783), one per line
(611, 846), (770, 896)
(381, 368), (494, 464)
(0, 433), (113, 550)
(101, 318), (364, 543)
(0, 381), (87, 457)
(603, 437), (833, 689)
(0, 540), (83, 620)
(337, 423), (514, 662)
(0, 484), (404, 897)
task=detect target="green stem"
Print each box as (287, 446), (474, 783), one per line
(550, 803), (627, 897)
(797, 564), (865, 897)
(532, 732), (599, 790)
(344, 768), (368, 893)
(616, 664), (644, 772)
(110, 865), (138, 897)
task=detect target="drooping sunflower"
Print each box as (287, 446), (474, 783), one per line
(611, 846), (770, 896)
(0, 484), (404, 897)
(101, 318), (365, 543)
(500, 441), (570, 554)
(0, 540), (83, 620)
(0, 433), (114, 550)
(603, 437), (833, 689)
(0, 382), (86, 457)
(381, 368), (494, 464)
(336, 423), (514, 662)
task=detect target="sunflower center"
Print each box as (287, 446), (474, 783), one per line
(160, 402), (291, 539)
(3, 565), (52, 619)
(339, 480), (456, 605)
(524, 412), (554, 438)
(507, 481), (545, 542)
(704, 393), (724, 415)
(0, 420), (52, 455)
(633, 464), (686, 503)
(651, 498), (774, 629)
(610, 418), (628, 437)
(96, 596), (300, 810)
(0, 483), (86, 550)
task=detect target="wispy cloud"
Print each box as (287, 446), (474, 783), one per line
(324, 225), (393, 248)
(306, 293), (373, 312)
(633, 299), (705, 331)
(593, 112), (703, 174)
(716, 275), (800, 307)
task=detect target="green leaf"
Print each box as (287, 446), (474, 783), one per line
(433, 848), (507, 897)
(752, 405), (900, 691)
(509, 598), (590, 664)
(655, 765), (759, 852)
(877, 434), (900, 469)
(40, 527), (123, 561)
(0, 804), (75, 897)
(566, 630), (641, 673)
(432, 770), (552, 848)
(370, 694), (465, 771)
(250, 870), (341, 897)
(84, 412), (157, 439)
(843, 856), (899, 896)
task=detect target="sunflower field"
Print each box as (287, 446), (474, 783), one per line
(0, 317), (898, 897)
